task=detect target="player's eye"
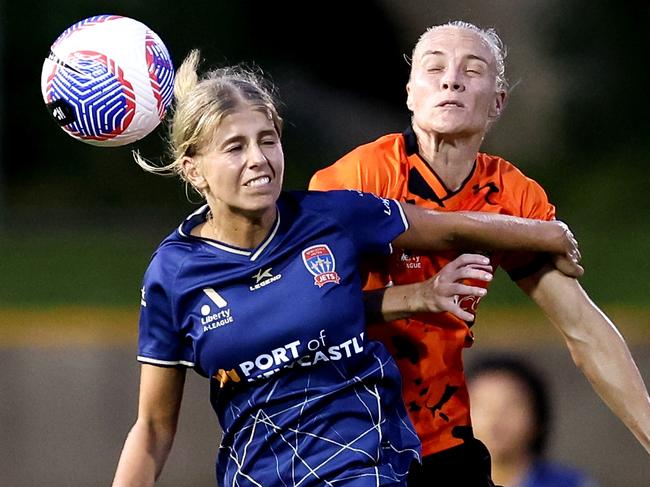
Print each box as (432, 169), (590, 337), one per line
(225, 144), (242, 153)
(465, 61), (486, 76)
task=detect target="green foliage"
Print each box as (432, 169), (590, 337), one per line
(0, 232), (157, 307)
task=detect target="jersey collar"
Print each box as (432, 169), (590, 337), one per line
(402, 125), (477, 204)
(178, 204), (281, 262)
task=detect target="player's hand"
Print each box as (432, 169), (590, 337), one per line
(550, 220), (584, 278)
(409, 253), (493, 322)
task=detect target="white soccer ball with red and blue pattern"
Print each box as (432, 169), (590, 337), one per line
(41, 15), (174, 147)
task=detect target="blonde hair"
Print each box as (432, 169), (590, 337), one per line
(411, 21), (509, 92)
(134, 49), (283, 193)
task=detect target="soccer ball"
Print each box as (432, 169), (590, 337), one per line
(41, 15), (174, 147)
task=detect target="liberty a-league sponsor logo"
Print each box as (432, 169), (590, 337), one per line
(249, 267), (282, 291)
(302, 244), (340, 287)
(399, 249), (422, 269)
(200, 288), (234, 332)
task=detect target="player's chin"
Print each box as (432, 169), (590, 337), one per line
(239, 193), (280, 215)
(249, 187), (281, 205)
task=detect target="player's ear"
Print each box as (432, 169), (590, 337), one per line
(406, 82), (414, 112)
(488, 90), (507, 119)
(182, 156), (208, 193)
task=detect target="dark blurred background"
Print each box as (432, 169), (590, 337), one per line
(1, 1), (649, 486)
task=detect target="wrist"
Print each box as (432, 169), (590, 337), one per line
(405, 281), (429, 314)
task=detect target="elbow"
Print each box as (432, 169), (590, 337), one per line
(558, 319), (594, 370)
(562, 322), (613, 373)
(134, 414), (178, 451)
(437, 227), (461, 249)
(565, 337), (589, 370)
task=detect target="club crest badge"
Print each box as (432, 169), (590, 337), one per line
(302, 244), (340, 287)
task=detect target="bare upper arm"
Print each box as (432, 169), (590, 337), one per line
(392, 203), (455, 250)
(137, 364), (186, 426)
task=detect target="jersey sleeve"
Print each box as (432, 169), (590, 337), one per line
(137, 254), (195, 368)
(499, 178), (557, 281)
(320, 190), (409, 256)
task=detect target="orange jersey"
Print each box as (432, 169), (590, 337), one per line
(309, 127), (555, 457)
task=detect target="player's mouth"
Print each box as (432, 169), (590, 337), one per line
(244, 175), (271, 187)
(437, 100), (465, 108)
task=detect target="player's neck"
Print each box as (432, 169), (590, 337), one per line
(199, 206), (276, 249)
(413, 126), (483, 192)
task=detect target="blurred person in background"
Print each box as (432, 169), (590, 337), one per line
(310, 20), (650, 486)
(111, 50), (582, 486)
(468, 355), (599, 487)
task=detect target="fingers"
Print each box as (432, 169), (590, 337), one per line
(556, 220), (581, 262)
(450, 283), (488, 298)
(445, 306), (476, 323)
(550, 222), (583, 278)
(567, 235), (580, 261)
(413, 254), (492, 316)
(438, 253), (493, 283)
(446, 253), (491, 269)
(462, 266), (493, 283)
(553, 255), (585, 278)
(439, 264), (493, 284)
(568, 248), (581, 265)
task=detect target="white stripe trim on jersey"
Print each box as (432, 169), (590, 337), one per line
(250, 210), (280, 262)
(388, 199), (409, 256)
(394, 199), (410, 232)
(137, 356), (195, 367)
(203, 240), (252, 256)
(178, 204), (209, 237)
(183, 207), (280, 260)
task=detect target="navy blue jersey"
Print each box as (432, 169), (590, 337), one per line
(137, 190), (420, 486)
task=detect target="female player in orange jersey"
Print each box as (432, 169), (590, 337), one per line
(311, 20), (650, 487)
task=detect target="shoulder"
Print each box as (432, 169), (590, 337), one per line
(346, 132), (405, 158)
(477, 152), (551, 202)
(310, 133), (406, 191)
(284, 190), (406, 255)
(144, 229), (195, 285)
(478, 153), (541, 185)
(285, 189), (400, 226)
(285, 189), (364, 213)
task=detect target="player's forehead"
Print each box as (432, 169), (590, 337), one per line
(414, 26), (495, 66)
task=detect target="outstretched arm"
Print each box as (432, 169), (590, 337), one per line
(519, 266), (650, 454)
(112, 365), (186, 486)
(364, 253), (493, 323)
(394, 202), (583, 277)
